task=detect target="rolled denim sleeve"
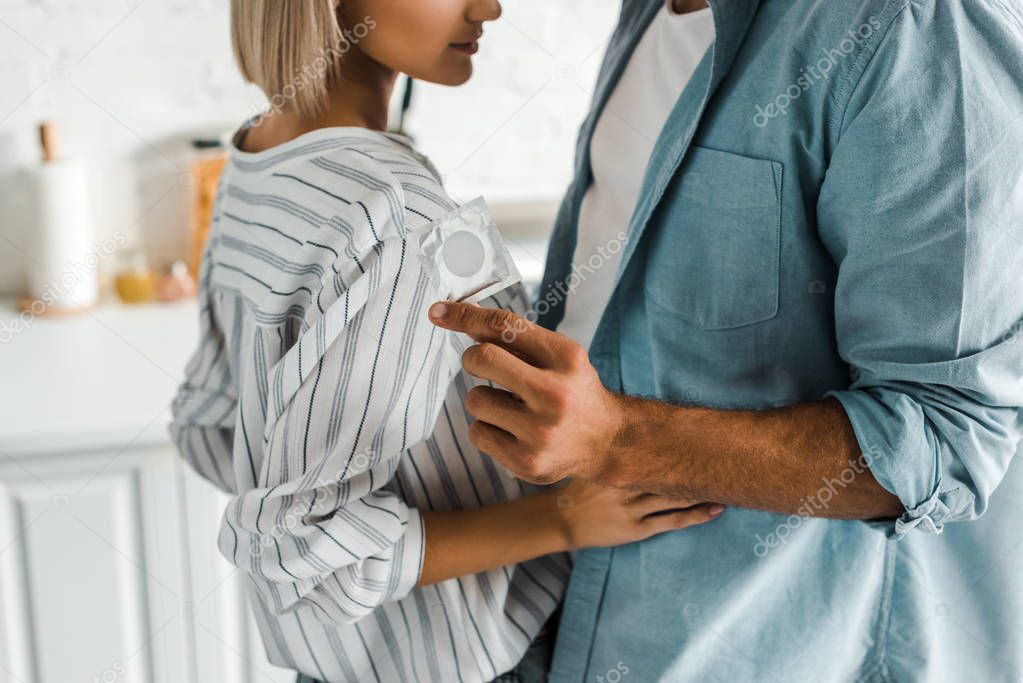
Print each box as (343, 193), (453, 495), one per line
(828, 365), (1022, 538)
(817, 1), (1023, 537)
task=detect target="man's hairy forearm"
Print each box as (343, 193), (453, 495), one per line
(604, 396), (904, 520)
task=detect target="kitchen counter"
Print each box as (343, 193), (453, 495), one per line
(0, 299), (199, 456)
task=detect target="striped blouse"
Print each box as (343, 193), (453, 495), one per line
(169, 127), (569, 683)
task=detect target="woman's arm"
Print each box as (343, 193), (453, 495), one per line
(419, 479), (724, 586)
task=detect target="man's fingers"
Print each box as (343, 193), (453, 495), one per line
(461, 343), (546, 403)
(467, 419), (526, 463)
(465, 386), (535, 440)
(429, 301), (559, 368)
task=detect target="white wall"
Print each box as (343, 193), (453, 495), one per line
(0, 0), (618, 295)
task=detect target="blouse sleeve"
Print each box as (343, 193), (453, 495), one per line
(212, 156), (453, 626)
(169, 243), (240, 495)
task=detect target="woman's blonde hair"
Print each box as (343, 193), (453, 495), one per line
(230, 0), (347, 118)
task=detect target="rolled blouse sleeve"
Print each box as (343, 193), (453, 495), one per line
(224, 229), (440, 623)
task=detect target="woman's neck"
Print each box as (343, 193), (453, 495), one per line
(242, 47), (397, 152)
(319, 46), (398, 131)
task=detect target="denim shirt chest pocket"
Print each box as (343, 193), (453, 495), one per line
(643, 146), (783, 330)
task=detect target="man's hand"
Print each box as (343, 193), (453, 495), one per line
(428, 301), (902, 520)
(429, 301), (624, 484)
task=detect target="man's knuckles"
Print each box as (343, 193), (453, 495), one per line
(462, 343), (503, 373)
(466, 420), (559, 483)
(530, 423), (558, 449)
(538, 382), (573, 414)
(517, 454), (560, 484)
(470, 306), (515, 338)
(561, 342), (589, 371)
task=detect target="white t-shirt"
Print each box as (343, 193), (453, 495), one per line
(557, 2), (715, 349)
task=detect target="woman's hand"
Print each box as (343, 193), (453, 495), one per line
(418, 479), (723, 586)
(551, 479), (724, 551)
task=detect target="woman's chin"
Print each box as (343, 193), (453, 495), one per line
(408, 59), (474, 87)
(446, 65), (474, 86)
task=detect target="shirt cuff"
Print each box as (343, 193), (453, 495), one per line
(827, 388), (963, 540)
(387, 507), (425, 600)
(888, 493), (953, 537)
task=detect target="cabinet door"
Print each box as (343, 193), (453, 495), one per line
(179, 466), (294, 683)
(0, 446), (192, 683)
(0, 446), (295, 683)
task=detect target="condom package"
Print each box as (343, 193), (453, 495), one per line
(418, 197), (522, 303)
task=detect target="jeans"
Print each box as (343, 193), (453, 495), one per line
(295, 624), (554, 683)
(489, 625), (554, 682)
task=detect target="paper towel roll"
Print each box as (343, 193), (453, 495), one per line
(23, 159), (99, 312)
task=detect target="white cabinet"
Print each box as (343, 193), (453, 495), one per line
(0, 444), (293, 683)
(178, 459), (294, 683)
(0, 300), (296, 682)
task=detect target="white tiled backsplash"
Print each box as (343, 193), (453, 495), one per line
(0, 0), (617, 295)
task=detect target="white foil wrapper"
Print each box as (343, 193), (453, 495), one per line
(418, 197), (522, 303)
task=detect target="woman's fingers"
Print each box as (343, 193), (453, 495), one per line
(631, 492), (703, 516)
(642, 503), (725, 535)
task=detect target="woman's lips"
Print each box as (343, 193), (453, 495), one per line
(450, 39), (480, 55)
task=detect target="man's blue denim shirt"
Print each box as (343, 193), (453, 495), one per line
(537, 0), (1023, 680)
